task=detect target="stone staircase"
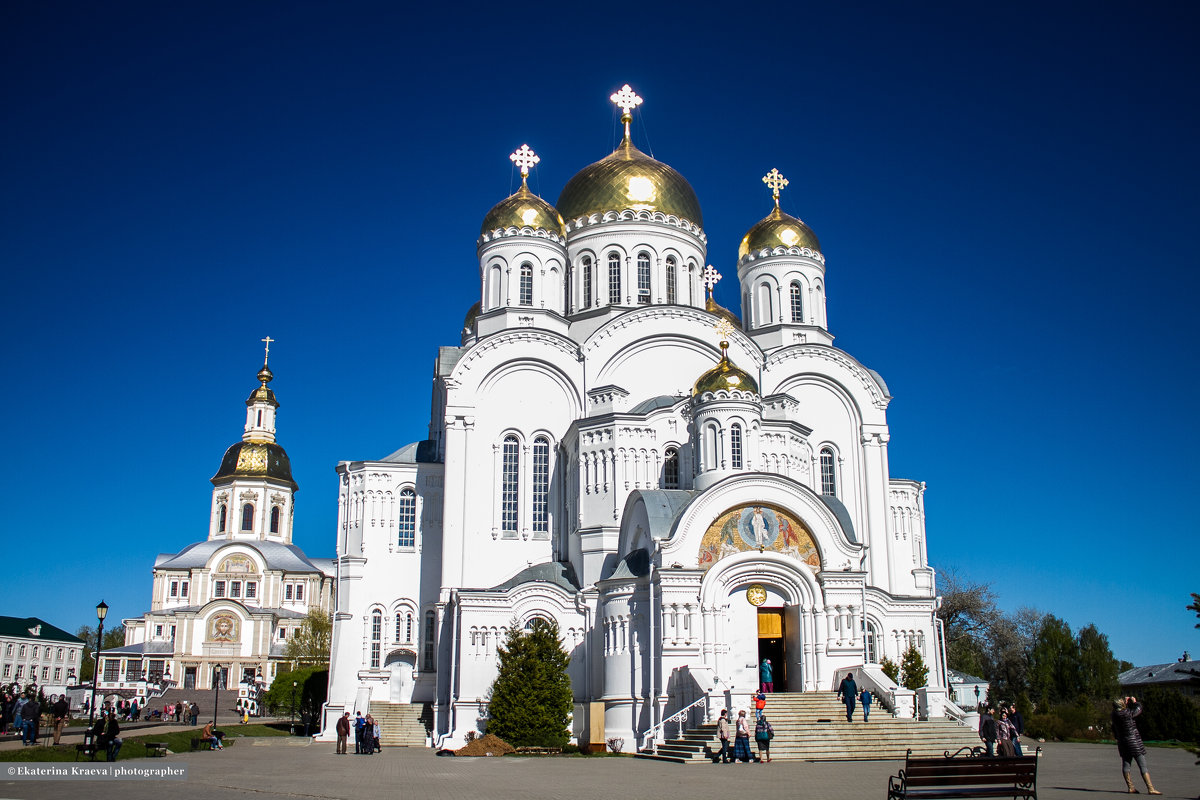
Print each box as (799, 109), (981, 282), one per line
(636, 692), (981, 764)
(368, 702), (432, 746)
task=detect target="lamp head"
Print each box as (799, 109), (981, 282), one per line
(96, 601), (109, 622)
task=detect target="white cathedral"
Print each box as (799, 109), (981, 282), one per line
(321, 86), (945, 750)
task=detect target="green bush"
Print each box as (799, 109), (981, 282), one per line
(486, 618), (572, 748)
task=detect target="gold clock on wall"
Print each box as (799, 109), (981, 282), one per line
(746, 584), (767, 606)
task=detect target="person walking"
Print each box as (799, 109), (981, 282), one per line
(837, 672), (858, 723)
(51, 695), (70, 745)
(1008, 703), (1025, 757)
(335, 712), (351, 754)
(733, 710), (755, 763)
(996, 710), (1017, 757)
(754, 714), (774, 763)
(759, 659), (773, 693)
(1111, 696), (1161, 794)
(754, 690), (767, 721)
(353, 711), (366, 754)
(715, 709), (731, 764)
(189, 702), (200, 726)
(978, 707), (997, 757)
(371, 715), (381, 753)
(860, 689), (873, 722)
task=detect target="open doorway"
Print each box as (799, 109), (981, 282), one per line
(757, 608), (787, 692)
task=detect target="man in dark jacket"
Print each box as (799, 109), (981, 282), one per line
(51, 696), (70, 745)
(20, 696), (40, 746)
(978, 707), (997, 757)
(1007, 703), (1024, 756)
(836, 673), (858, 723)
(335, 712), (351, 754)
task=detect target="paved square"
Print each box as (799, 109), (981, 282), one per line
(2, 738), (1196, 800)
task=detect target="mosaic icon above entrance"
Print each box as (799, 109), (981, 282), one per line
(698, 503), (821, 572)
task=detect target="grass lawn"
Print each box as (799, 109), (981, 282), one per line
(0, 724), (291, 762)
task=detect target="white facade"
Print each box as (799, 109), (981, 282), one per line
(323, 91), (944, 750)
(112, 360), (335, 698)
(0, 618), (84, 697)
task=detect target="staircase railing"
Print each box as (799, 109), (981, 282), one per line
(639, 694), (709, 753)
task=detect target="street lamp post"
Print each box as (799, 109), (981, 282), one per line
(290, 681), (297, 735)
(213, 664), (222, 725)
(87, 601), (109, 731)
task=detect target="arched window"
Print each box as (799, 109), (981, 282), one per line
(687, 262), (696, 305)
(422, 610), (436, 671)
(370, 610), (382, 669)
(665, 256), (677, 304)
(269, 506), (280, 534)
(756, 282), (773, 327)
(518, 263), (533, 306)
(608, 252), (621, 305)
(820, 447), (837, 496)
(218, 504), (227, 533)
(241, 503), (254, 531)
(730, 424), (743, 469)
(405, 612), (414, 643)
(637, 252), (651, 304)
(397, 488), (417, 548)
(866, 621), (880, 664)
(488, 265), (502, 309)
(501, 435), (519, 535)
(663, 447), (679, 489)
(702, 424), (718, 472)
(790, 282), (804, 323)
(581, 256), (592, 309)
(395, 612), (402, 642)
(532, 437), (550, 536)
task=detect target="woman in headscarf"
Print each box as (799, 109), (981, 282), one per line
(1111, 696), (1161, 794)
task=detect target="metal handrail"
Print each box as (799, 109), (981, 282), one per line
(640, 694), (708, 753)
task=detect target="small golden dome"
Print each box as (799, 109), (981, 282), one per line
(693, 344), (758, 396)
(706, 296), (742, 330)
(739, 206), (821, 259)
(557, 138), (703, 226)
(246, 363), (278, 407)
(212, 441), (297, 489)
(463, 301), (481, 331)
(481, 184), (565, 236)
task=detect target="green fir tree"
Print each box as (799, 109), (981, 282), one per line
(486, 618), (572, 748)
(900, 644), (929, 691)
(880, 656), (900, 684)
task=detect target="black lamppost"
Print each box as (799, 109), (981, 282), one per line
(213, 664), (222, 725)
(87, 601), (109, 730)
(290, 681), (297, 735)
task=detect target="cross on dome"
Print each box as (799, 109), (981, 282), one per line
(610, 84), (643, 139)
(509, 144), (540, 185)
(702, 264), (722, 297)
(763, 168), (788, 207)
(713, 318), (735, 344)
(261, 336), (274, 365)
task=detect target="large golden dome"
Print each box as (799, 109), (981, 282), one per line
(557, 137), (703, 226)
(481, 184), (565, 236)
(739, 206), (821, 259)
(212, 441), (297, 489)
(693, 347), (758, 396)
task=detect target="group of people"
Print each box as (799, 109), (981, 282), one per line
(162, 701), (201, 725)
(977, 703), (1026, 757)
(334, 711), (381, 755)
(90, 708), (124, 760)
(835, 672), (874, 722)
(714, 705), (776, 764)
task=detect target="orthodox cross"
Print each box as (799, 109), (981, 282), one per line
(714, 318), (735, 344)
(702, 264), (722, 299)
(763, 168), (788, 208)
(261, 336), (274, 365)
(510, 144), (540, 186)
(610, 84), (643, 139)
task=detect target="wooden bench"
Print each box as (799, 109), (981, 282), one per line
(74, 742), (99, 761)
(190, 737), (212, 751)
(144, 741), (169, 757)
(887, 749), (1040, 800)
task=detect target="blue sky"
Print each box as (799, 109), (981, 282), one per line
(2, 1), (1197, 667)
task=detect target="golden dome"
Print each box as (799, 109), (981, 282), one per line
(706, 296), (742, 330)
(212, 441), (297, 489)
(739, 206), (821, 259)
(693, 344), (758, 397)
(557, 137), (703, 226)
(481, 184), (565, 236)
(246, 363), (278, 407)
(463, 301), (480, 331)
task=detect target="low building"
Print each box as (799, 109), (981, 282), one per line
(1119, 654), (1199, 701)
(0, 616), (85, 696)
(945, 668), (990, 709)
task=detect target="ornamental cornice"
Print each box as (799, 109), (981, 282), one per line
(692, 388), (762, 405)
(764, 344), (890, 411)
(563, 209), (706, 243)
(738, 245), (825, 267)
(455, 329), (583, 375)
(583, 306), (759, 358)
(476, 227), (567, 249)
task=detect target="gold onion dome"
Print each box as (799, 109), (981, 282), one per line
(556, 137), (703, 226)
(706, 296), (742, 330)
(247, 363), (278, 406)
(739, 206), (821, 259)
(212, 441), (296, 489)
(480, 183), (565, 237)
(693, 343), (758, 396)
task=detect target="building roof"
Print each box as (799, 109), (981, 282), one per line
(818, 494), (859, 544)
(154, 539), (328, 574)
(1119, 660), (1200, 687)
(629, 395), (680, 415)
(138, 605), (309, 620)
(946, 668), (988, 685)
(0, 616), (84, 644)
(102, 642), (175, 656)
(381, 440), (440, 464)
(487, 561), (581, 593)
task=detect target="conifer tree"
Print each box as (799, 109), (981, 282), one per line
(880, 656), (900, 684)
(900, 644), (929, 691)
(486, 618), (572, 748)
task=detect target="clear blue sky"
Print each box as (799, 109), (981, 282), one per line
(2, 1), (1197, 667)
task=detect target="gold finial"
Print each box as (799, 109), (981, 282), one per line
(610, 84), (643, 140)
(714, 318), (734, 354)
(261, 336), (274, 366)
(702, 264), (722, 300)
(258, 336), (274, 386)
(762, 168), (788, 208)
(509, 144), (540, 188)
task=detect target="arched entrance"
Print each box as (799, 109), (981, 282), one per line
(383, 650), (417, 703)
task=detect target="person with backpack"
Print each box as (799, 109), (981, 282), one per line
(754, 714), (775, 763)
(754, 690), (767, 721)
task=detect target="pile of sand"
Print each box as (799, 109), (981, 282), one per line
(454, 734), (515, 757)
